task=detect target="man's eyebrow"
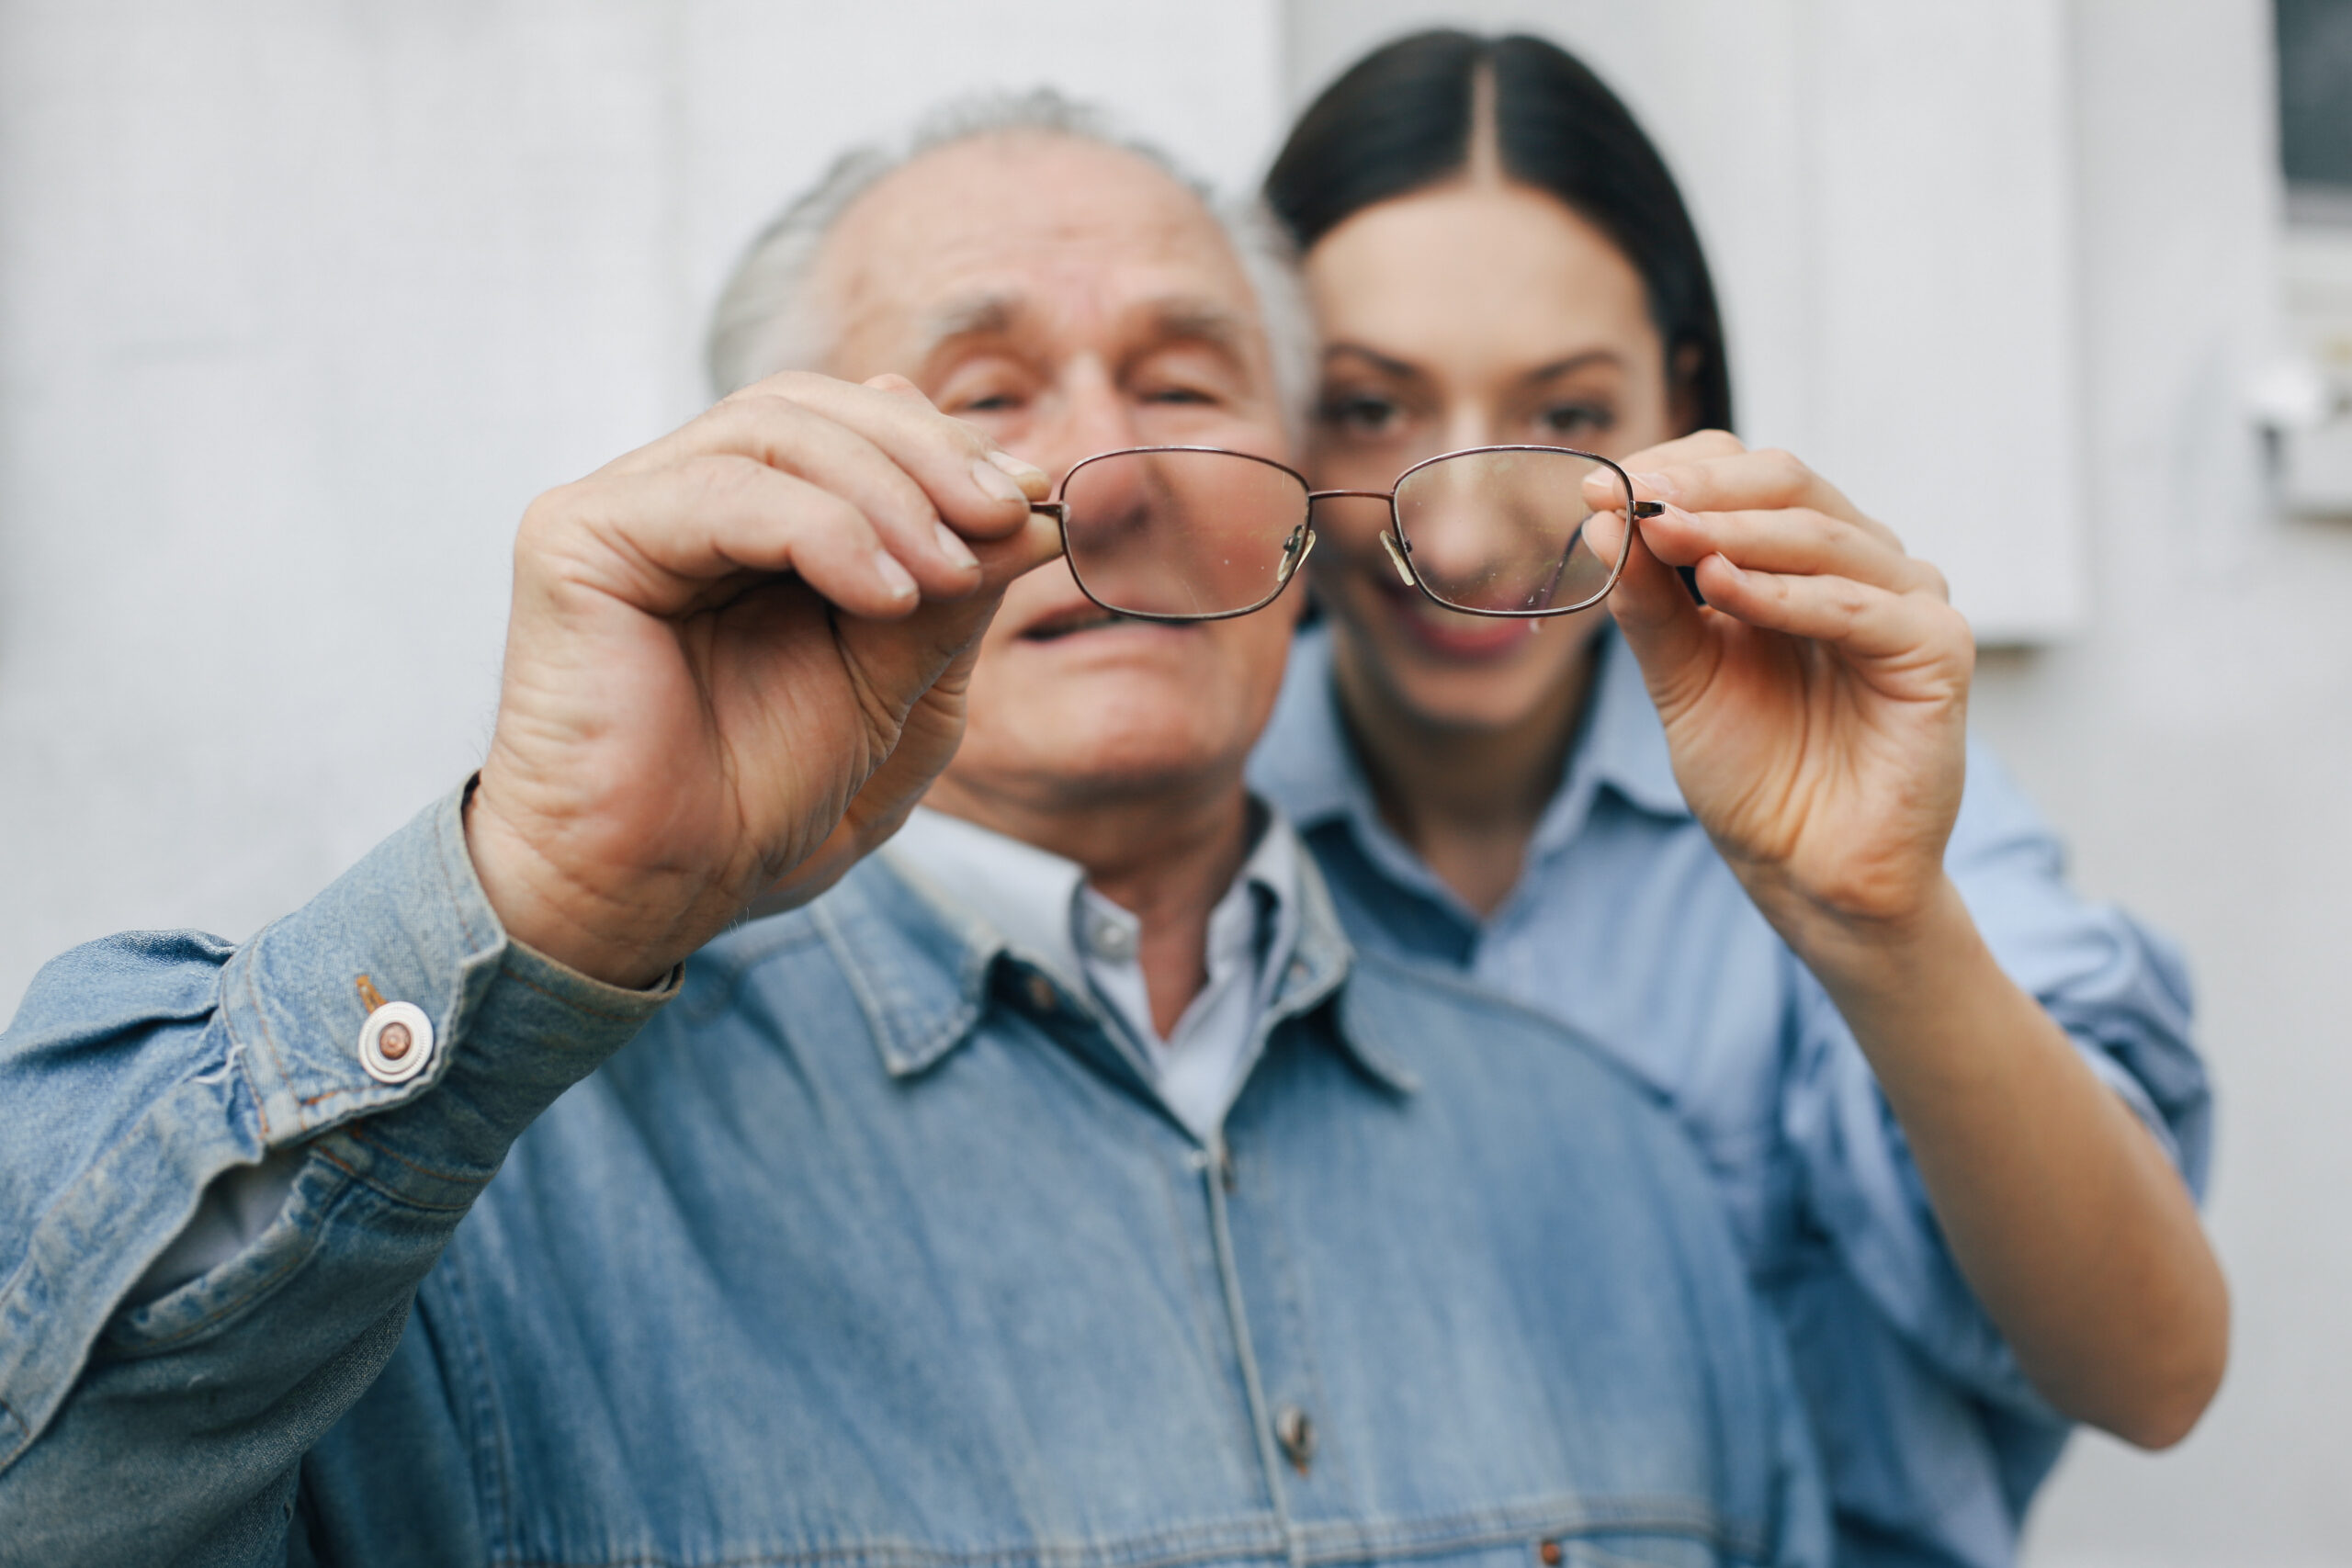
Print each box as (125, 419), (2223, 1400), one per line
(913, 293), (1026, 358)
(1137, 298), (1255, 356)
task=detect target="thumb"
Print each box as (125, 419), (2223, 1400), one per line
(1591, 502), (1713, 705)
(835, 505), (1062, 716)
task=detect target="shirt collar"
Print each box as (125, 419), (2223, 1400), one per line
(829, 801), (1410, 1097)
(1543, 619), (1690, 829)
(1250, 622), (1691, 849)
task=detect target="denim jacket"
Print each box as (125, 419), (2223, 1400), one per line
(1250, 626), (2212, 1568)
(0, 785), (1827, 1567)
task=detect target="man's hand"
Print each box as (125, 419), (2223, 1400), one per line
(465, 372), (1062, 987)
(1583, 431), (1974, 952)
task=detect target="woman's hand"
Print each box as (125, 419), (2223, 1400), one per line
(1587, 432), (2228, 1448)
(466, 371), (1062, 988)
(1583, 430), (1974, 951)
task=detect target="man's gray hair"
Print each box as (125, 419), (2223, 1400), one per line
(704, 89), (1317, 440)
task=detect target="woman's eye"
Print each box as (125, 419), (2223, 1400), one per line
(1537, 401), (1613, 439)
(1318, 394), (1400, 437)
(1143, 385), (1216, 406)
(955, 390), (1022, 414)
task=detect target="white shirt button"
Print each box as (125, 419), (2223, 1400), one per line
(357, 999), (435, 1086)
(1082, 908), (1137, 964)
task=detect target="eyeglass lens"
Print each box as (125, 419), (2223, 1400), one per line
(1391, 447), (1631, 616)
(1060, 449), (1311, 619)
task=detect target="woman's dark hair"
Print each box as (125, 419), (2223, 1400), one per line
(1265, 29), (1733, 434)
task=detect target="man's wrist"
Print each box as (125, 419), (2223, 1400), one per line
(462, 781), (684, 991)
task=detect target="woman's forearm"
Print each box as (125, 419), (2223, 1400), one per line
(1786, 874), (2227, 1448)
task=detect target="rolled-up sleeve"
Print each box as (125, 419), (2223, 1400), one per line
(1780, 736), (2211, 1414)
(0, 783), (672, 1565)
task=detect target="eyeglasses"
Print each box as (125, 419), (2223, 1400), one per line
(1026, 445), (1665, 623)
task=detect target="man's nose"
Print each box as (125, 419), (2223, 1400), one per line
(1031, 364), (1146, 486)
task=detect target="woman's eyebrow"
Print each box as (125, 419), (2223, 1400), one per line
(1521, 349), (1623, 386)
(1321, 342), (1425, 382)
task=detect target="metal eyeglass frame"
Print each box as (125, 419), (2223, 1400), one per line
(1026, 444), (1666, 625)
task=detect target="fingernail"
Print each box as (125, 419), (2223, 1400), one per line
(970, 457), (1029, 505)
(1633, 471), (1677, 501)
(933, 520), (978, 570)
(874, 549), (918, 599)
(986, 448), (1050, 491)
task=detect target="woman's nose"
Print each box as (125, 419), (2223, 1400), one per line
(1440, 409), (1504, 456)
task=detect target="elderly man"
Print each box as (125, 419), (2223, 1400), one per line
(0, 101), (1826, 1564)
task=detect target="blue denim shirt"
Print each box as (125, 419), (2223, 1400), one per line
(1249, 626), (2213, 1568)
(0, 784), (1827, 1567)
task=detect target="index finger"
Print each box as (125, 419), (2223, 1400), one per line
(1577, 430), (1745, 510)
(1630, 446), (1890, 544)
(613, 370), (1051, 543)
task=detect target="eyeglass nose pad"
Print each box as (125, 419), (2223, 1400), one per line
(1275, 525), (1317, 587)
(1378, 530), (1418, 588)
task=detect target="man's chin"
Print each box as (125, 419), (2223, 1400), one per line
(937, 716), (1250, 821)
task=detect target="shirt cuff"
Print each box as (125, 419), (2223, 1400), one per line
(219, 779), (676, 1196)
(2075, 1034), (2185, 1173)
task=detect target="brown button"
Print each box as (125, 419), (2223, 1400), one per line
(357, 999), (435, 1086)
(1538, 1542), (1563, 1567)
(1023, 972), (1058, 1013)
(1273, 1404), (1315, 1473)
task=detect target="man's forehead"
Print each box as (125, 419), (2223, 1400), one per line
(817, 134), (1255, 355)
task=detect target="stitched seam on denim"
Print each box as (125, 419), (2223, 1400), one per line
(310, 1141), (478, 1214)
(1150, 1121), (1261, 1490)
(1619, 1114), (1765, 1551)
(340, 1122), (492, 1188)
(813, 900), (902, 1066)
(494, 1517), (1287, 1568)
(493, 961), (672, 1022)
(427, 1246), (522, 1562)
(234, 939), (291, 1143)
(1286, 1497), (1747, 1541)
(1227, 1107), (1360, 1521)
(1283, 1496), (1760, 1562)
(105, 1170), (366, 1354)
(484, 1503), (1753, 1568)
(707, 924), (828, 987)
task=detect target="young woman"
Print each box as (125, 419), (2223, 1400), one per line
(1248, 31), (2225, 1568)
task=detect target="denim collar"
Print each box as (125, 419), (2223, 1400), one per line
(1250, 623), (1690, 875)
(879, 805), (1298, 1032)
(805, 812), (1416, 1103)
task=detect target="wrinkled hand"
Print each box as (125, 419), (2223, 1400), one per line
(1582, 432), (1974, 945)
(466, 372), (1062, 987)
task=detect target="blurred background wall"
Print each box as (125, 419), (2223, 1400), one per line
(1, 1), (2345, 1560)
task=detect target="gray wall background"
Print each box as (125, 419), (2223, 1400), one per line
(1, 1), (2342, 1560)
